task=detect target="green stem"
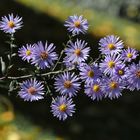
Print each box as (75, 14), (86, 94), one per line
(6, 34), (14, 76)
(6, 68), (74, 80)
(52, 34), (75, 71)
(90, 54), (102, 65)
(52, 49), (64, 71)
(46, 84), (51, 94)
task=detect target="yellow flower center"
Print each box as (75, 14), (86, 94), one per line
(26, 50), (31, 56)
(127, 53), (133, 58)
(108, 44), (115, 50)
(87, 70), (94, 78)
(59, 104), (67, 112)
(64, 80), (72, 88)
(118, 69), (124, 75)
(74, 49), (81, 56)
(8, 21), (15, 28)
(40, 52), (48, 60)
(136, 71), (140, 78)
(74, 20), (81, 28)
(93, 84), (100, 92)
(108, 61), (115, 68)
(27, 87), (36, 95)
(109, 82), (118, 89)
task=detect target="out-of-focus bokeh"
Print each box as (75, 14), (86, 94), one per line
(0, 0), (140, 140)
(16, 0), (140, 49)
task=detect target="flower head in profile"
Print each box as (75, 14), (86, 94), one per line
(126, 62), (140, 91)
(54, 72), (80, 97)
(63, 57), (77, 69)
(121, 47), (139, 62)
(102, 77), (125, 100)
(64, 39), (90, 65)
(84, 79), (104, 101)
(99, 35), (123, 55)
(18, 44), (34, 62)
(79, 63), (101, 84)
(51, 96), (75, 121)
(64, 15), (88, 35)
(0, 13), (23, 34)
(31, 41), (58, 69)
(18, 79), (44, 102)
(100, 54), (123, 76)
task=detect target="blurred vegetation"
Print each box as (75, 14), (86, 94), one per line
(0, 95), (62, 140)
(15, 0), (140, 50)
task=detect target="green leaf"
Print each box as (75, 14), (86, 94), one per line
(11, 44), (17, 48)
(0, 57), (6, 75)
(9, 81), (15, 92)
(11, 53), (17, 57)
(8, 64), (14, 70)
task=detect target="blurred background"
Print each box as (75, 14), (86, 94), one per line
(0, 0), (140, 140)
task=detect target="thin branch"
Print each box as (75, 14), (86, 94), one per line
(6, 68), (74, 80)
(52, 49), (64, 71)
(52, 34), (75, 71)
(90, 54), (102, 65)
(0, 76), (6, 80)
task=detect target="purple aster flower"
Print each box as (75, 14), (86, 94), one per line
(31, 41), (58, 69)
(64, 15), (88, 35)
(84, 79), (104, 101)
(99, 35), (123, 55)
(99, 54), (123, 76)
(18, 79), (44, 102)
(51, 96), (75, 121)
(54, 72), (80, 97)
(121, 47), (139, 62)
(113, 64), (128, 81)
(18, 44), (34, 62)
(126, 62), (140, 91)
(64, 39), (90, 64)
(79, 63), (102, 84)
(102, 77), (125, 100)
(0, 13), (23, 34)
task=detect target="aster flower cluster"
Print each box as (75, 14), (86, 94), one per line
(18, 41), (58, 69)
(0, 14), (140, 121)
